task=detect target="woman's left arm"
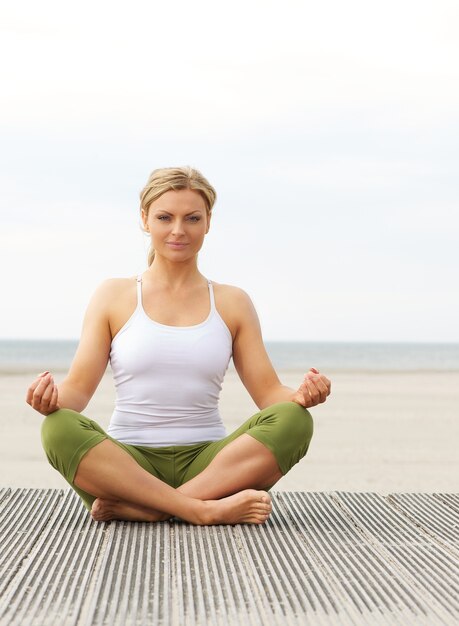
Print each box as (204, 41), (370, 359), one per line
(231, 290), (331, 410)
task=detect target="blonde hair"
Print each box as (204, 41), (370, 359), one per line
(140, 166), (217, 266)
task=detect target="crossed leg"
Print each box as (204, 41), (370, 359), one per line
(43, 402), (312, 525)
(89, 433), (282, 523)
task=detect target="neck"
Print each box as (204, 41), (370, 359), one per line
(145, 255), (204, 289)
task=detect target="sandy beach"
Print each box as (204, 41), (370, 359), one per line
(1, 369), (458, 493)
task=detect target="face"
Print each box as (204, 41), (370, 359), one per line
(141, 189), (211, 261)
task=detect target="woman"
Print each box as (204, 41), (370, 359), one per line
(26, 167), (331, 526)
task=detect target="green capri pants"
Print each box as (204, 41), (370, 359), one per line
(41, 401), (313, 511)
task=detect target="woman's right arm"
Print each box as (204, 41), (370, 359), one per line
(26, 280), (115, 416)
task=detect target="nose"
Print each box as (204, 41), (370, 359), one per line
(171, 219), (185, 237)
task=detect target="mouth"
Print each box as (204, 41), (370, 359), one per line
(166, 242), (188, 248)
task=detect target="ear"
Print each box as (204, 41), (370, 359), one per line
(205, 211), (212, 234)
(141, 208), (149, 232)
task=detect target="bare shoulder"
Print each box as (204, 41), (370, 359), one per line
(98, 276), (136, 295)
(88, 276), (138, 340)
(87, 276), (134, 308)
(212, 282), (256, 309)
(211, 282), (258, 339)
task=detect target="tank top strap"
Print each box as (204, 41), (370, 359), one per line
(136, 274), (143, 309)
(207, 279), (216, 312)
(135, 274), (214, 315)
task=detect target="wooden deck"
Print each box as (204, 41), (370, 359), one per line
(1, 489), (458, 625)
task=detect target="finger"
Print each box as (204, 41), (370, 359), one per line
(311, 377), (329, 400)
(312, 377), (329, 403)
(41, 387), (60, 415)
(304, 372), (331, 398)
(303, 378), (328, 405)
(26, 383), (37, 405)
(312, 373), (331, 395)
(49, 385), (59, 411)
(30, 377), (47, 406)
(301, 380), (319, 407)
(41, 379), (55, 404)
(26, 373), (50, 404)
(306, 379), (322, 402)
(31, 374), (52, 409)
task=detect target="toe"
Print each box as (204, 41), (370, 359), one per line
(260, 492), (271, 505)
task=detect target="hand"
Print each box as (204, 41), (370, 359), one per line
(26, 371), (61, 416)
(292, 368), (331, 408)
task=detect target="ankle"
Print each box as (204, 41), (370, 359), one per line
(194, 500), (216, 526)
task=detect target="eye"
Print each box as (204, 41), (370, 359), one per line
(157, 215), (170, 221)
(188, 215), (201, 222)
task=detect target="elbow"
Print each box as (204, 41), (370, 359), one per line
(57, 380), (92, 414)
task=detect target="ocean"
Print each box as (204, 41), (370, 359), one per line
(1, 339), (458, 374)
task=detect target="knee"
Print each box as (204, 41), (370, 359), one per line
(42, 408), (76, 447)
(261, 402), (314, 474)
(41, 408), (82, 464)
(274, 401), (314, 445)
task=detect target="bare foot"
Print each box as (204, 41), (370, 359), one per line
(91, 498), (171, 522)
(201, 489), (272, 525)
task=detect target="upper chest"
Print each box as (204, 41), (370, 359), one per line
(108, 280), (237, 341)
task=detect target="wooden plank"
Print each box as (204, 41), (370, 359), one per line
(387, 493), (459, 553)
(332, 492), (459, 624)
(0, 489), (458, 625)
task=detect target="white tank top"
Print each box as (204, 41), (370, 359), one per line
(107, 274), (232, 446)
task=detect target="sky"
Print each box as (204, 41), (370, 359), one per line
(1, 0), (458, 341)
